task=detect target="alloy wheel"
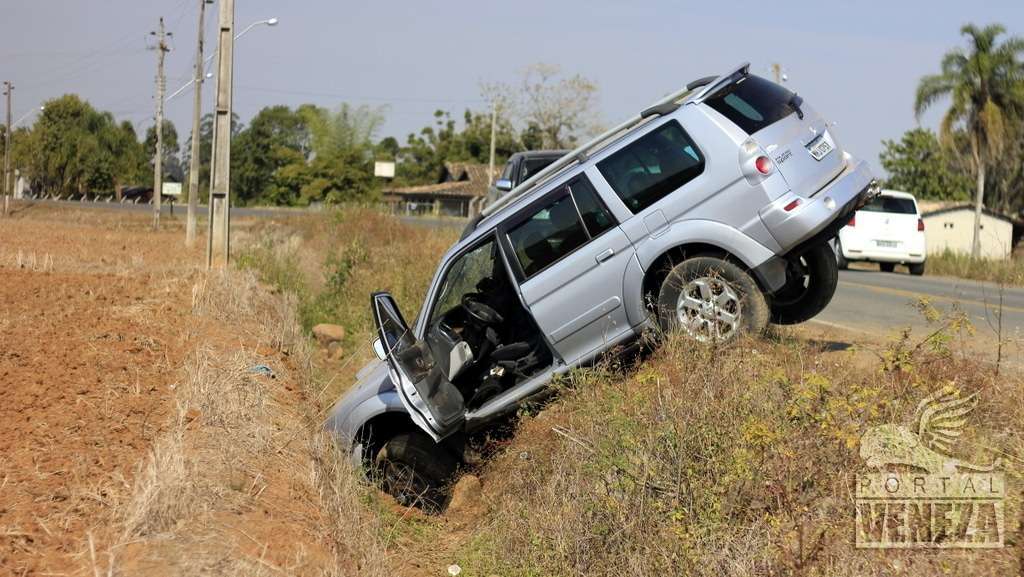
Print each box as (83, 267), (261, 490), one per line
(676, 277), (742, 342)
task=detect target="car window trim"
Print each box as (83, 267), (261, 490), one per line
(501, 173), (619, 284)
(566, 185), (591, 241)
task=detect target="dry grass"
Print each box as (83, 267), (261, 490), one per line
(106, 265), (390, 576)
(925, 249), (1024, 285)
(453, 317), (1022, 576)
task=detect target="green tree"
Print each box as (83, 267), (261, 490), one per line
(144, 119), (182, 182)
(399, 109), (518, 185)
(17, 94), (146, 196)
(915, 23), (1024, 257)
(182, 112), (241, 202)
(879, 128), (972, 200)
(232, 105), (311, 205)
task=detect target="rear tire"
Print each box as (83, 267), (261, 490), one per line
(769, 243), (839, 325)
(656, 256), (769, 343)
(908, 262), (925, 276)
(375, 431), (457, 512)
(879, 262), (896, 273)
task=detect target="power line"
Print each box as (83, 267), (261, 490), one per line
(231, 84), (488, 104)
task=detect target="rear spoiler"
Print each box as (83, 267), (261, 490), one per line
(688, 62), (750, 104)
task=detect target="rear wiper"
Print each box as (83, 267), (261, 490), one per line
(789, 93), (805, 120)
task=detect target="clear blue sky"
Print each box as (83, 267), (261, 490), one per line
(2, 1), (1022, 173)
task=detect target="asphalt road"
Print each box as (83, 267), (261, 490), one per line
(814, 268), (1024, 344)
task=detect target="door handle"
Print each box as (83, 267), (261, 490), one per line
(595, 248), (615, 263)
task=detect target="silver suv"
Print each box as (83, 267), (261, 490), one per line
(326, 63), (879, 508)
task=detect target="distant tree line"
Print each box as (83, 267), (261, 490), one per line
(3, 63), (600, 207)
(880, 23), (1024, 216)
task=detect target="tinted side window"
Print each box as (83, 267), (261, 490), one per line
(569, 177), (615, 237)
(597, 121), (705, 214)
(704, 75), (796, 134)
(508, 194), (588, 278)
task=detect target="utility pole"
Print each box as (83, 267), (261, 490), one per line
(487, 101), (497, 188)
(771, 63), (782, 83)
(207, 0), (234, 267)
(150, 18), (171, 231)
(186, 0), (211, 246)
(3, 81), (12, 217)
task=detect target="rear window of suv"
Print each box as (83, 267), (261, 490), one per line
(704, 75), (797, 134)
(860, 196), (917, 214)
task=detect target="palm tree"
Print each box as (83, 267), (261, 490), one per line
(915, 23), (1024, 258)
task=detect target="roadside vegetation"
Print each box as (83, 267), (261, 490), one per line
(925, 248), (1024, 285)
(452, 327), (1021, 576)
(235, 207), (457, 392)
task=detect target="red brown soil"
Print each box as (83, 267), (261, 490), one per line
(0, 205), (334, 575)
(0, 207), (200, 575)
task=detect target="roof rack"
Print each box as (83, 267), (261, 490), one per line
(480, 63), (750, 218)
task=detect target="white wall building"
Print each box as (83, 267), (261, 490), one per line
(921, 205), (1015, 260)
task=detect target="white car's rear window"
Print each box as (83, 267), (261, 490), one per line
(860, 196), (917, 214)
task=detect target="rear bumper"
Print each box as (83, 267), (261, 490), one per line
(841, 246), (926, 264)
(839, 230), (926, 264)
(758, 159), (878, 256)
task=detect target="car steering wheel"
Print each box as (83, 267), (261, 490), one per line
(461, 293), (503, 325)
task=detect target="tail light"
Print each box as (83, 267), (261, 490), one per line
(917, 218), (925, 232)
(847, 214), (855, 227)
(755, 156), (774, 175)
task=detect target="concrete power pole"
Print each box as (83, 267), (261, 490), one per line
(185, 0), (210, 246)
(3, 81), (11, 217)
(207, 0), (234, 267)
(487, 101), (497, 188)
(151, 18), (171, 231)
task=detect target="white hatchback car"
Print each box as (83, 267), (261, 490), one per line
(835, 189), (926, 275)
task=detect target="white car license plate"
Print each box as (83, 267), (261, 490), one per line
(876, 240), (899, 248)
(807, 132), (835, 161)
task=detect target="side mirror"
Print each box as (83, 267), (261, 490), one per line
(495, 178), (513, 192)
(372, 338), (387, 361)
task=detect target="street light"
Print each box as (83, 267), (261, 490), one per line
(12, 106), (44, 128)
(166, 17), (279, 101)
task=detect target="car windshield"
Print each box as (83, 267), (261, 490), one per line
(860, 196), (917, 214)
(704, 74), (797, 134)
(429, 239), (497, 326)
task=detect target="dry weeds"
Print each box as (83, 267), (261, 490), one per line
(107, 266), (389, 576)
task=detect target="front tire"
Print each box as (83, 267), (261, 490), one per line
(879, 263), (896, 273)
(769, 243), (839, 325)
(656, 256), (769, 343)
(375, 431), (457, 512)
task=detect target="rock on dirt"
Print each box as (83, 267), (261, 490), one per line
(447, 474), (482, 514)
(328, 341), (345, 360)
(312, 323), (345, 346)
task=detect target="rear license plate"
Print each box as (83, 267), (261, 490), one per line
(807, 132), (835, 161)
(876, 240), (899, 248)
